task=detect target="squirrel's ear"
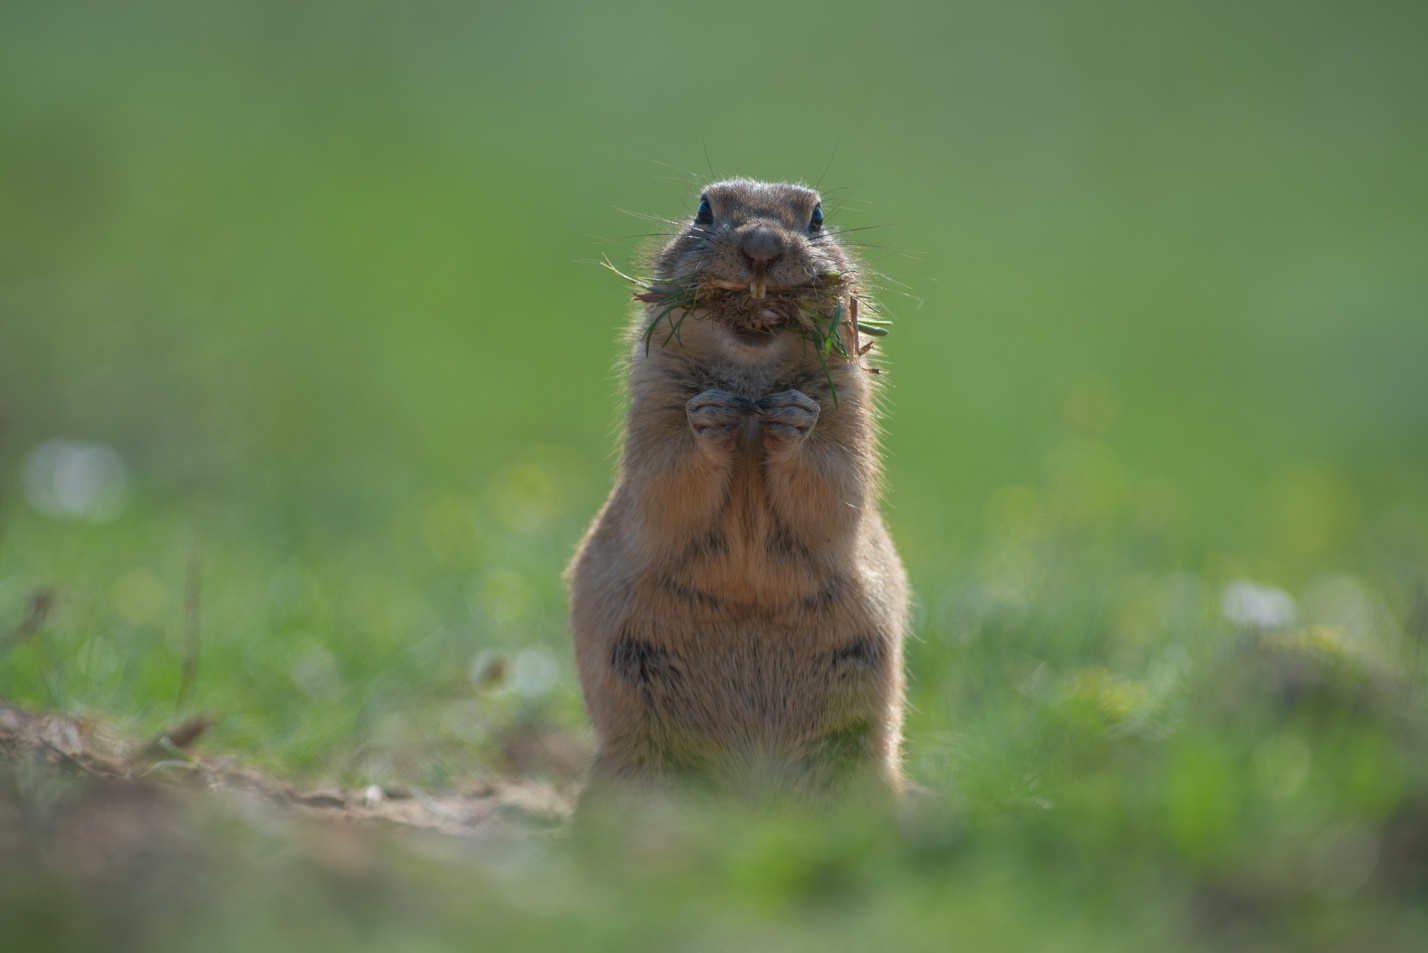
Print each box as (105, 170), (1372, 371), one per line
(696, 195), (714, 225)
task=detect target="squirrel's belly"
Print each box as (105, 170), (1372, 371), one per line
(608, 612), (893, 731)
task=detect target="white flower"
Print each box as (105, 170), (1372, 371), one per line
(1221, 580), (1297, 630)
(21, 439), (131, 521)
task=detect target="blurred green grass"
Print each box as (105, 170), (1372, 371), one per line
(2, 0), (1428, 949)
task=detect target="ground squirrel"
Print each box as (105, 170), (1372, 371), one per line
(569, 179), (909, 807)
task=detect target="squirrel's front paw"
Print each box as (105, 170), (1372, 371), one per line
(687, 390), (761, 450)
(757, 389), (820, 451)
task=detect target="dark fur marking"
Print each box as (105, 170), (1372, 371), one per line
(800, 577), (845, 611)
(683, 531), (725, 559)
(830, 637), (882, 668)
(766, 518), (816, 561)
(660, 575), (726, 608)
(611, 635), (682, 690)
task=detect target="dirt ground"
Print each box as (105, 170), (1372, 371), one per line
(0, 700), (575, 839)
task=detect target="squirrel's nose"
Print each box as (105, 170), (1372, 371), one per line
(740, 225), (786, 270)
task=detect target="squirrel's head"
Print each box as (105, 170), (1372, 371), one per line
(647, 179), (860, 363)
(656, 180), (852, 296)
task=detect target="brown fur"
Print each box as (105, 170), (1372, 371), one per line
(568, 180), (909, 807)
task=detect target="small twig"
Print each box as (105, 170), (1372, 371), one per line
(176, 550), (202, 715)
(162, 715), (213, 750)
(12, 588), (54, 644)
(40, 740), (120, 780)
(409, 786), (470, 824)
(136, 758), (206, 780)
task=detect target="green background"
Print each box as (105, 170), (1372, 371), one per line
(2, 0), (1427, 949)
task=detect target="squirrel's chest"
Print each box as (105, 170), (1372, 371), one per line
(656, 463), (833, 618)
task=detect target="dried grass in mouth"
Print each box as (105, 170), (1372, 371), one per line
(600, 256), (892, 407)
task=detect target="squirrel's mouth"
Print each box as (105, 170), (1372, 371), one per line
(705, 294), (798, 337)
(686, 279), (839, 347)
(727, 307), (788, 346)
(636, 272), (853, 350)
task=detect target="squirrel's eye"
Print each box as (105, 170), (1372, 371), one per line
(695, 196), (713, 225)
(810, 204), (824, 230)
